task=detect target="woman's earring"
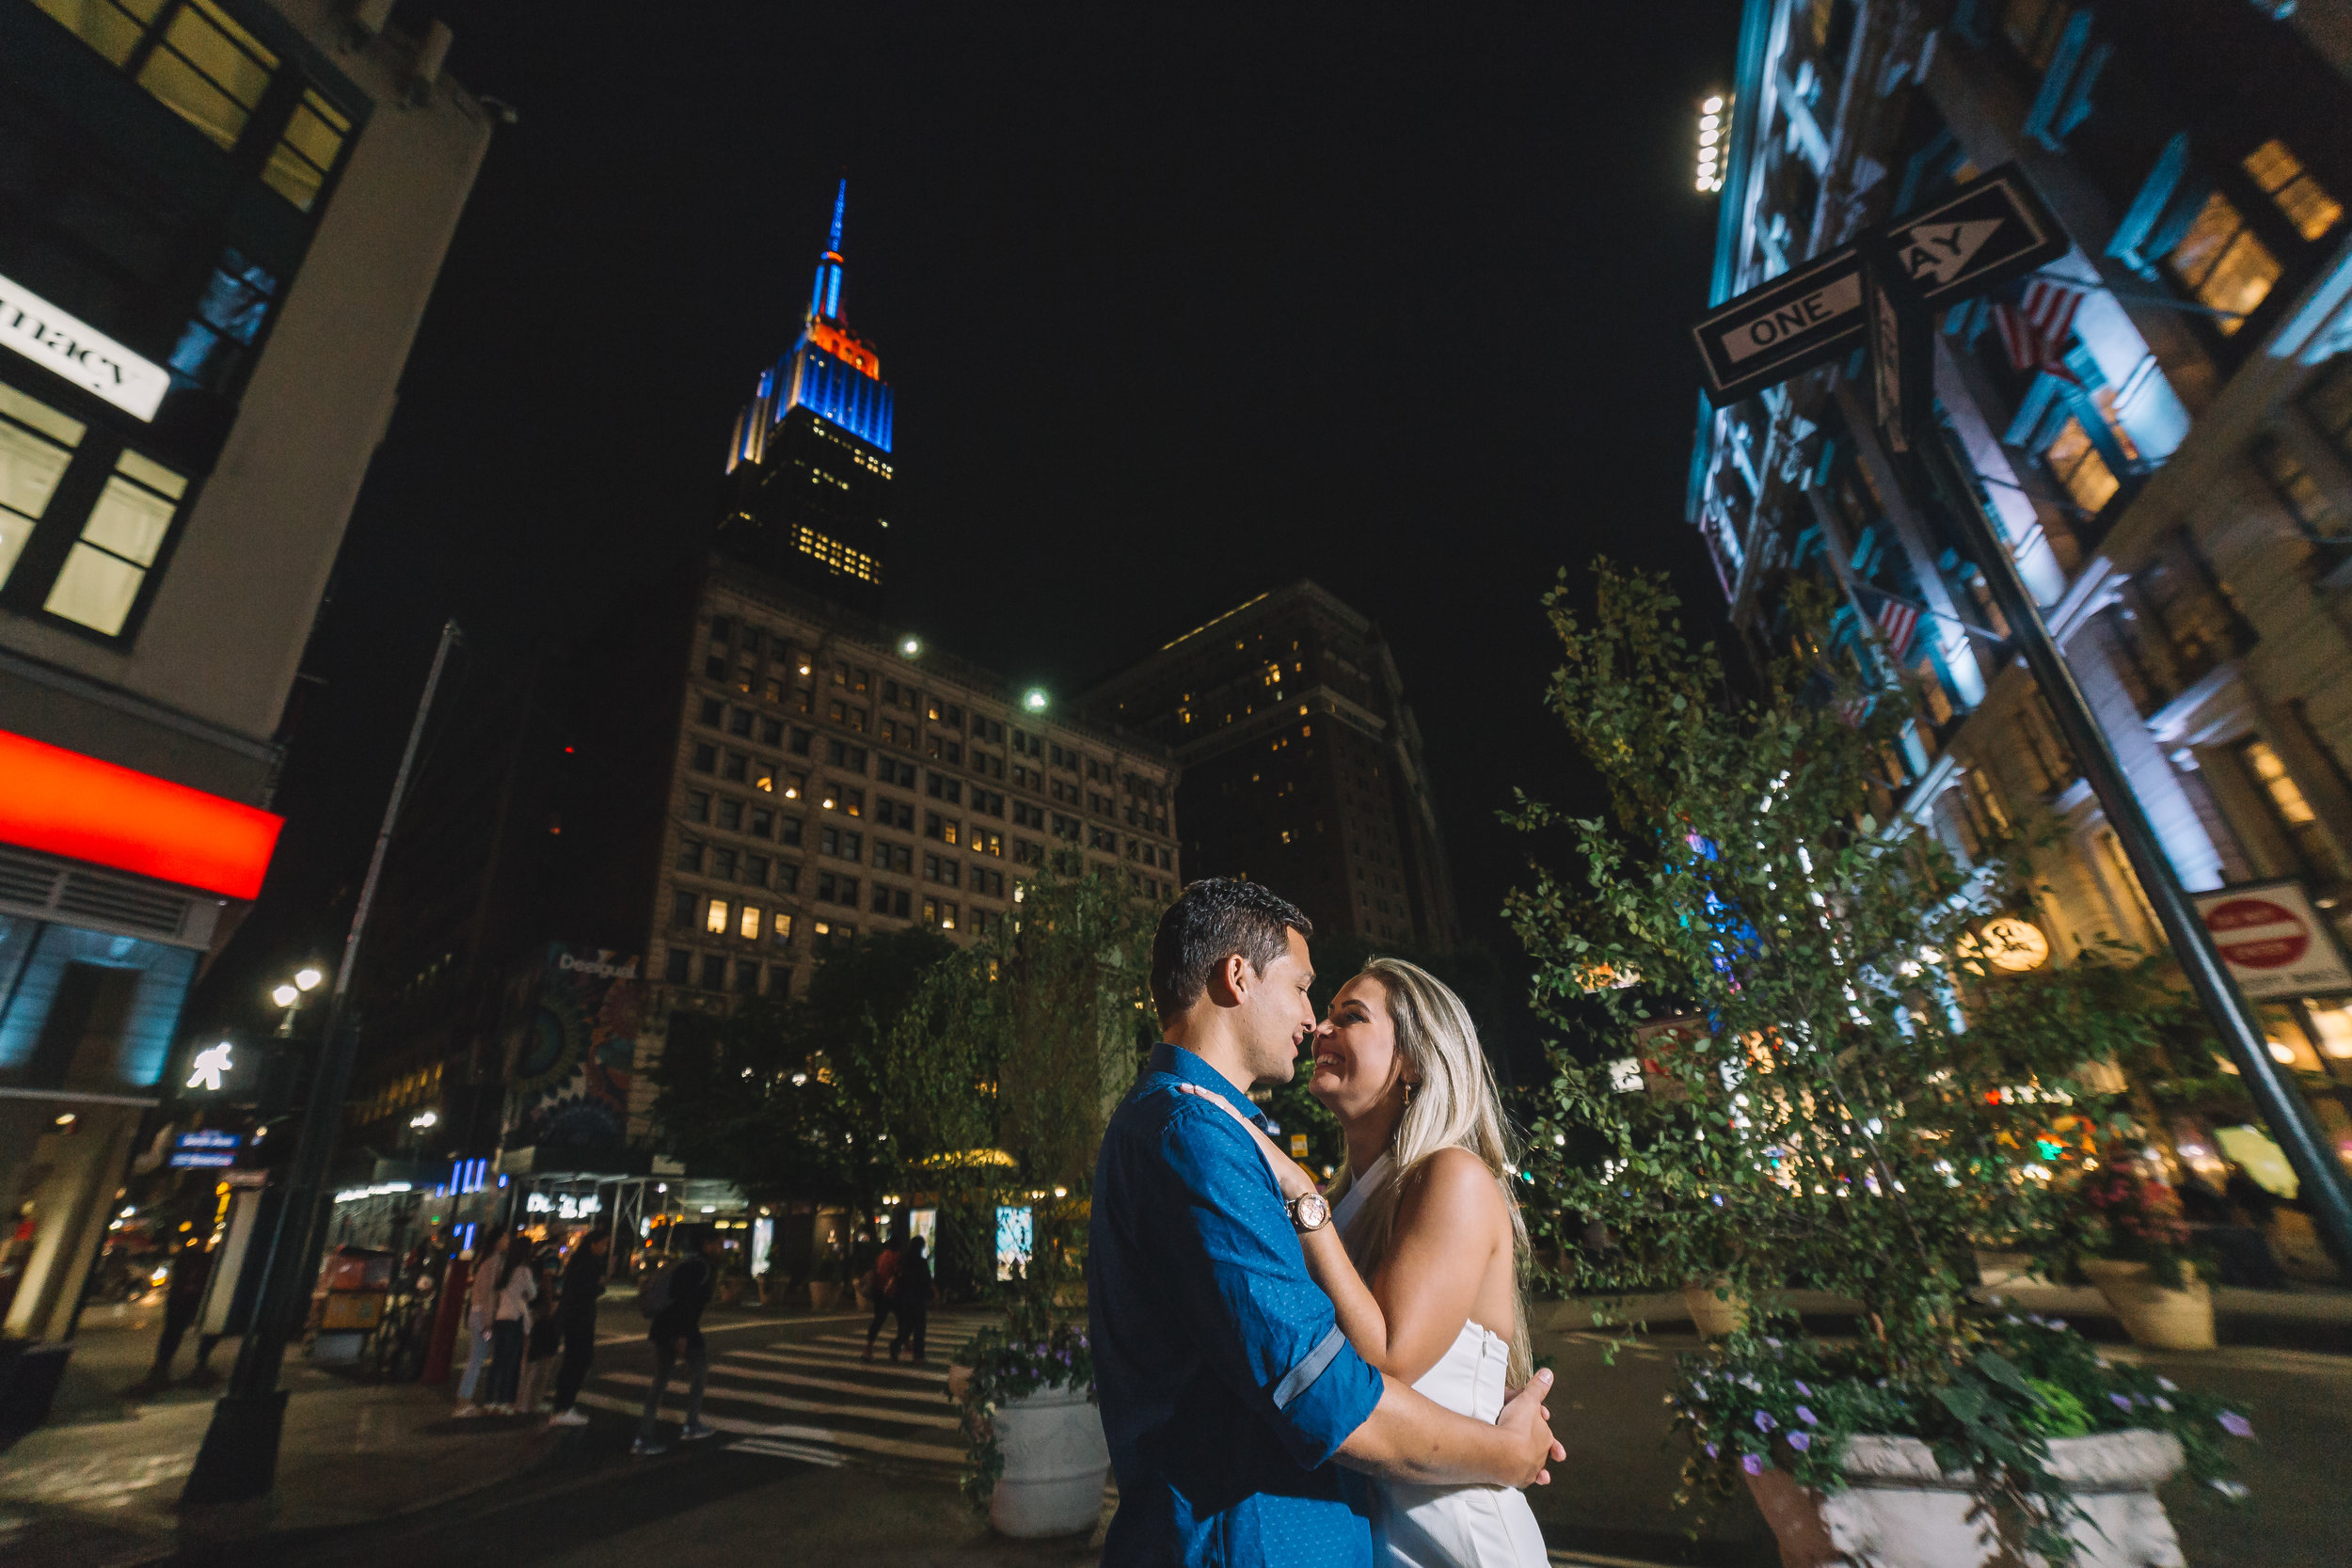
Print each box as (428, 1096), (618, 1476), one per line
(1403, 1080), (1419, 1106)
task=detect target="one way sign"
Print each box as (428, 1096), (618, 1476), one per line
(1690, 165), (2066, 403)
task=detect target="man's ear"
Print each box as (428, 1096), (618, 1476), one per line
(1208, 950), (1253, 1007)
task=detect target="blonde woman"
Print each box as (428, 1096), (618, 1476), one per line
(1181, 958), (1546, 1568)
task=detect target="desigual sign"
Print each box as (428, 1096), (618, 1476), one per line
(0, 271), (169, 420)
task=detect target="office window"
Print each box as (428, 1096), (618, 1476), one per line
(698, 697), (723, 727)
(690, 743), (717, 774)
(818, 872), (860, 906)
(764, 677), (785, 705)
(789, 726), (814, 756)
(779, 816), (803, 847)
(2304, 356), (2352, 467)
(135, 0), (278, 151)
(1159, 847), (1174, 871)
(771, 911), (795, 945)
(759, 717), (784, 746)
(923, 897), (959, 931)
(827, 739), (868, 771)
(264, 87), (350, 212)
(722, 752), (748, 783)
(880, 758), (917, 787)
(728, 708), (753, 737)
(971, 830), (1003, 858)
(748, 806), (774, 838)
(2042, 417), (2120, 515)
(664, 948), (691, 984)
(971, 868), (1006, 899)
(717, 799), (742, 832)
(2241, 737), (2345, 880)
(2244, 139), (2343, 244)
(700, 954), (727, 991)
(44, 449), (187, 637)
(744, 854), (770, 886)
(1013, 800), (1044, 829)
(1014, 839), (1044, 866)
(710, 847), (738, 880)
(927, 774), (962, 804)
(670, 891), (695, 929)
(777, 862), (801, 894)
(2164, 193), (2279, 335)
(872, 840), (912, 874)
(705, 898), (729, 935)
(675, 840), (705, 873)
(2252, 435), (2344, 541)
(0, 387), (85, 593)
(820, 827), (863, 861)
(739, 904), (761, 941)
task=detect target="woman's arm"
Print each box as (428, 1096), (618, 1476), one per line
(1171, 1087), (1500, 1385)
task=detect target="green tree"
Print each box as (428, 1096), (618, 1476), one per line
(1505, 564), (2211, 1556)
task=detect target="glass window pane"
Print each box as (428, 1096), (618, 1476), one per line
(30, 0), (158, 66)
(0, 384), (89, 449)
(2046, 417), (2120, 514)
(136, 48), (248, 150)
(2244, 139), (2303, 197)
(2200, 232), (2281, 333)
(2276, 178), (2344, 245)
(113, 448), (187, 499)
(170, 0), (276, 103)
(82, 472), (179, 566)
(2166, 193), (2243, 290)
(43, 543), (146, 635)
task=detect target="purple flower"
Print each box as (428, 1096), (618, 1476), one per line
(2153, 1397), (2173, 1414)
(2155, 1375), (2178, 1393)
(2219, 1412), (2253, 1439)
(1741, 1453), (1764, 1476)
(1705, 1442), (1720, 1459)
(1788, 1432), (1812, 1452)
(1793, 1380), (1812, 1397)
(1755, 1411), (1777, 1433)
(2109, 1393), (2134, 1411)
(1795, 1405), (1818, 1426)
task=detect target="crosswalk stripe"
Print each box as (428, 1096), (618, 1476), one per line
(728, 1347), (948, 1386)
(597, 1370), (961, 1430)
(573, 1390), (966, 1464)
(733, 1437), (849, 1466)
(683, 1358), (952, 1411)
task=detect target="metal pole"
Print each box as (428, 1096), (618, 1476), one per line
(182, 620), (461, 1507)
(1912, 428), (2352, 1275)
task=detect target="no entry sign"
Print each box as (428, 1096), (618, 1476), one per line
(2192, 881), (2352, 999)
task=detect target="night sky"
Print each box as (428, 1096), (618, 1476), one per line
(196, 2), (1740, 1026)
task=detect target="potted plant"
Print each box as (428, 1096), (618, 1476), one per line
(2072, 1157), (2216, 1351)
(951, 1303), (1106, 1538)
(1509, 569), (2254, 1566)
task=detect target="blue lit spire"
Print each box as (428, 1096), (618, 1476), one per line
(810, 178), (848, 324)
(729, 179), (895, 470)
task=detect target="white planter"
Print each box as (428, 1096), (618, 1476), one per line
(2082, 1260), (2216, 1353)
(1744, 1429), (2185, 1568)
(988, 1384), (1110, 1539)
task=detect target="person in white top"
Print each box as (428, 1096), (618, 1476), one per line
(452, 1228), (514, 1417)
(484, 1231), (537, 1415)
(1180, 957), (1548, 1568)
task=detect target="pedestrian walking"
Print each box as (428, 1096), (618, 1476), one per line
(132, 1237), (212, 1393)
(516, 1235), (564, 1412)
(860, 1233), (903, 1361)
(485, 1230), (537, 1414)
(453, 1227), (516, 1416)
(888, 1234), (933, 1363)
(548, 1227), (611, 1427)
(633, 1224), (721, 1456)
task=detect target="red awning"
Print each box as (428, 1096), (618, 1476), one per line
(0, 728), (283, 900)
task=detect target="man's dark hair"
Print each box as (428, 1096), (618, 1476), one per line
(1150, 879), (1313, 1022)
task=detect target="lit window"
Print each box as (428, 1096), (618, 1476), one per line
(0, 386), (87, 593)
(739, 904), (761, 940)
(771, 911), (794, 943)
(137, 0), (279, 153)
(2164, 193), (2280, 334)
(2252, 436), (2344, 541)
(2042, 417), (2119, 515)
(2243, 736), (2344, 879)
(44, 449), (187, 636)
(705, 898), (729, 935)
(2244, 138), (2343, 244)
(31, 0), (153, 65)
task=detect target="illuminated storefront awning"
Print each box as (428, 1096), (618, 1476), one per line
(0, 729), (283, 899)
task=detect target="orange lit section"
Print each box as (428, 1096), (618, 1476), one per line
(807, 320), (881, 379)
(0, 729), (284, 899)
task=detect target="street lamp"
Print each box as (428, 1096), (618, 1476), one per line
(271, 964), (324, 1036)
(899, 635), (922, 657)
(408, 1110), (437, 1130)
(1023, 688), (1048, 713)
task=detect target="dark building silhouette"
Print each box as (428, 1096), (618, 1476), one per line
(1082, 581), (1458, 949)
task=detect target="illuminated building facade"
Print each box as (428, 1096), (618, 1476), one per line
(721, 182), (896, 603)
(0, 0), (488, 1354)
(1694, 0), (2352, 1188)
(1082, 581), (1459, 950)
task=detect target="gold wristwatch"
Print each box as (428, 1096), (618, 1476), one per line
(1288, 1192), (1331, 1233)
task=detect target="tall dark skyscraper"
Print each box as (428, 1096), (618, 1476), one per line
(721, 182), (895, 603)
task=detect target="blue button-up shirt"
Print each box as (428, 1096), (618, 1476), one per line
(1089, 1042), (1384, 1566)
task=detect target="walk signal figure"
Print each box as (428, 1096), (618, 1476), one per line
(187, 1040), (233, 1093)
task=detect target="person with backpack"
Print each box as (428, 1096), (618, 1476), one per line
(888, 1234), (934, 1363)
(860, 1232), (903, 1362)
(633, 1225), (721, 1456)
(548, 1227), (612, 1426)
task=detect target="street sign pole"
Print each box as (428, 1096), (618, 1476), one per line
(1907, 423), (2352, 1275)
(181, 620), (460, 1508)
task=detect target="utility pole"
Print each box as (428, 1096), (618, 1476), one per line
(181, 621), (461, 1508)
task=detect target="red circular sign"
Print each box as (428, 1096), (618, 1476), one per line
(2203, 897), (2312, 970)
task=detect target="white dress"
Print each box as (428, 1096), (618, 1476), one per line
(1335, 1155), (1549, 1568)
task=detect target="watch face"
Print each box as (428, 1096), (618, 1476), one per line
(1294, 1193), (1330, 1230)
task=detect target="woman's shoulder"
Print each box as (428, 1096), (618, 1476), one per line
(1397, 1147), (1509, 1224)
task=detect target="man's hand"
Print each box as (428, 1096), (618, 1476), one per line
(1496, 1368), (1565, 1487)
(1173, 1082), (1318, 1200)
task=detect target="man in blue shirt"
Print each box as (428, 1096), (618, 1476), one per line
(1090, 879), (1562, 1566)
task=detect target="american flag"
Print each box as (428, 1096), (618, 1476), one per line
(1874, 593), (1921, 665)
(1992, 277), (2088, 382)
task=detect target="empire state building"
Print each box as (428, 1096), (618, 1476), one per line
(721, 181), (895, 604)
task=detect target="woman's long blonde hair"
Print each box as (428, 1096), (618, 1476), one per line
(1323, 958), (1533, 1383)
